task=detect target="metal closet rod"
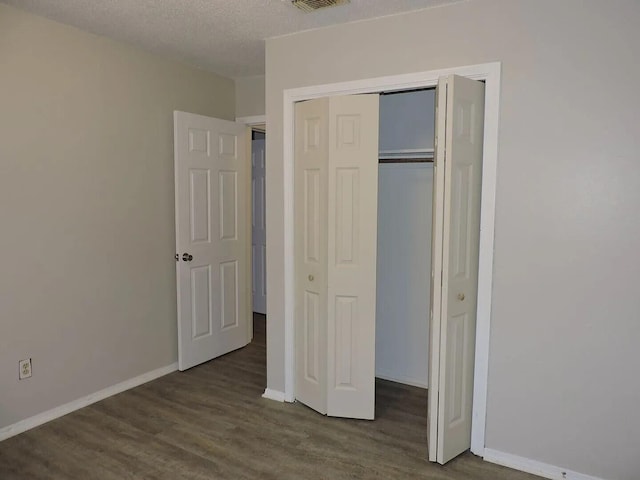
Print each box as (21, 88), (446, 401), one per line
(378, 157), (434, 164)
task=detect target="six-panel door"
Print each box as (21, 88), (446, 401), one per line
(433, 75), (485, 464)
(294, 95), (379, 420)
(174, 111), (250, 371)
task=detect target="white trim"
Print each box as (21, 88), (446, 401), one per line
(375, 372), (428, 389)
(236, 115), (266, 126)
(484, 449), (606, 480)
(282, 90), (295, 403)
(0, 363), (178, 442)
(471, 61), (501, 457)
(281, 61), (501, 453)
(262, 388), (286, 402)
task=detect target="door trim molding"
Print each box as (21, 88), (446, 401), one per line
(262, 388), (286, 402)
(236, 115), (266, 126)
(281, 62), (501, 457)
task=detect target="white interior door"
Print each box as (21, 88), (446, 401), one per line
(174, 111), (250, 371)
(294, 95), (379, 419)
(251, 137), (267, 315)
(428, 75), (485, 463)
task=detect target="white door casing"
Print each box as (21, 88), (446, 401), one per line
(429, 75), (485, 463)
(281, 62), (501, 457)
(174, 111), (250, 371)
(252, 137), (267, 315)
(294, 95), (379, 419)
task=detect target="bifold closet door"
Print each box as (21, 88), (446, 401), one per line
(428, 75), (485, 464)
(294, 95), (379, 420)
(294, 98), (329, 415)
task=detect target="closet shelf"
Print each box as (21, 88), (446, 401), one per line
(379, 148), (434, 163)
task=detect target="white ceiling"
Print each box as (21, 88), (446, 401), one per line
(2, 0), (462, 78)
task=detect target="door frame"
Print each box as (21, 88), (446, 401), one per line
(249, 129), (267, 316)
(282, 62), (501, 456)
(237, 115), (267, 339)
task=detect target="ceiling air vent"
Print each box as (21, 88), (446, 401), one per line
(291, 0), (350, 13)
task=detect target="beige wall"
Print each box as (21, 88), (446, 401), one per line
(0, 4), (234, 428)
(265, 1), (640, 479)
(235, 75), (265, 118)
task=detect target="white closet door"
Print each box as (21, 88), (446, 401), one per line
(251, 138), (267, 315)
(294, 95), (379, 420)
(294, 99), (329, 415)
(428, 75), (485, 463)
(174, 111), (250, 371)
(326, 95), (379, 419)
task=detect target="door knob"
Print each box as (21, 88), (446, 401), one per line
(182, 253), (193, 262)
(308, 274), (314, 281)
(457, 293), (465, 301)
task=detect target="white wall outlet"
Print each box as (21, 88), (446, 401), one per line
(19, 358), (32, 380)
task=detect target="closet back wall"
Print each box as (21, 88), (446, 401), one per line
(376, 164), (433, 387)
(376, 90), (435, 387)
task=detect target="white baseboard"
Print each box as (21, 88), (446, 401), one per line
(0, 362), (178, 442)
(375, 371), (428, 389)
(484, 448), (606, 480)
(262, 388), (286, 402)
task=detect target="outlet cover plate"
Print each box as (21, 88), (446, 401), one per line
(19, 358), (32, 380)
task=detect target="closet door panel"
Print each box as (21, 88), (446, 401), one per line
(429, 74), (485, 464)
(326, 95), (379, 420)
(294, 99), (329, 415)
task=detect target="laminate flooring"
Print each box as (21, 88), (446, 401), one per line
(0, 315), (542, 480)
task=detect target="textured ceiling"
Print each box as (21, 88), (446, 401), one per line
(2, 0), (462, 78)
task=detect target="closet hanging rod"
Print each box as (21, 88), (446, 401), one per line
(379, 157), (434, 164)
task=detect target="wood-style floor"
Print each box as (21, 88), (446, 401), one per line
(0, 315), (541, 479)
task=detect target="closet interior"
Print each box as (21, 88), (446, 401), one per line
(375, 88), (436, 389)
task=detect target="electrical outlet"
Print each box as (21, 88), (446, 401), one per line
(19, 358), (32, 380)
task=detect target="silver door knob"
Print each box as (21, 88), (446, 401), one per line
(182, 253), (193, 262)
(308, 274), (314, 281)
(457, 293), (465, 301)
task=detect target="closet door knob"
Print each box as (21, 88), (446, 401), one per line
(457, 293), (465, 301)
(308, 274), (314, 282)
